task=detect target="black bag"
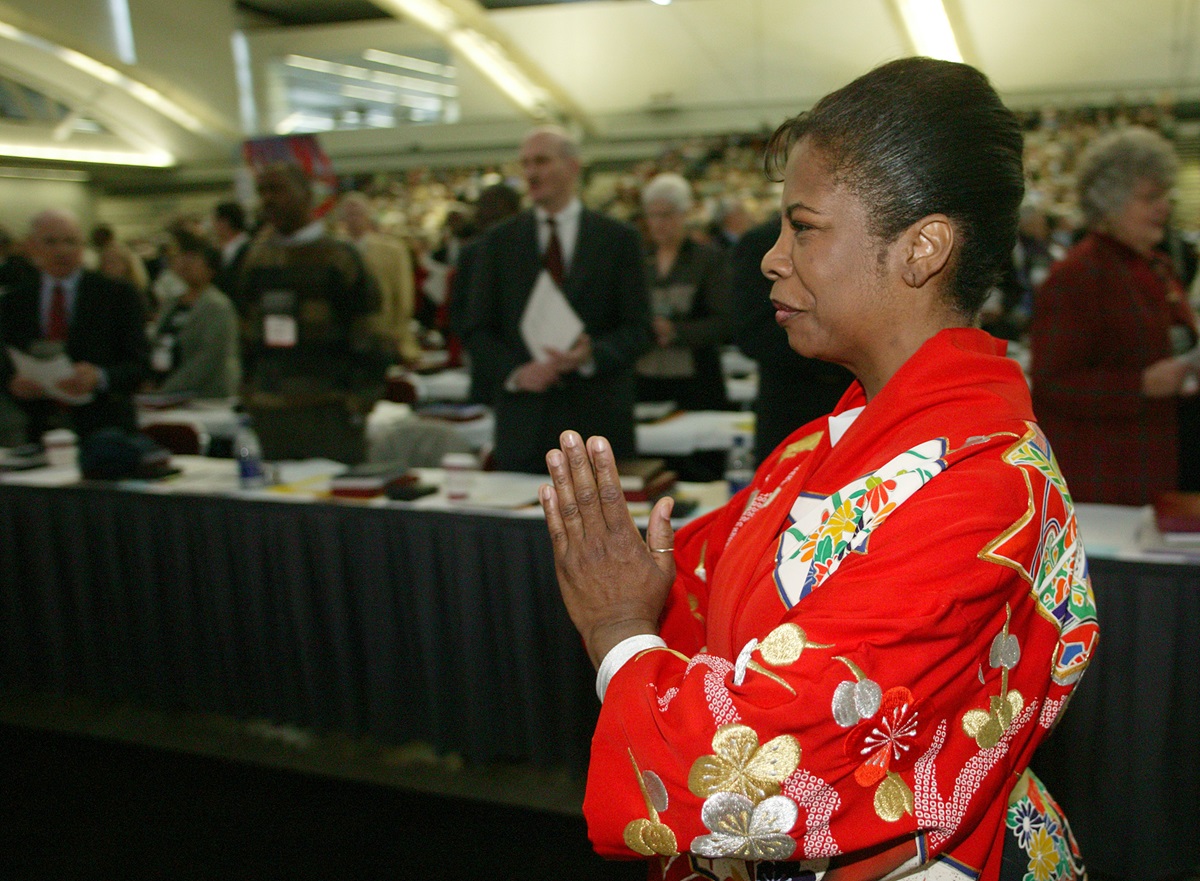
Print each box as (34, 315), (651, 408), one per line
(78, 428), (178, 480)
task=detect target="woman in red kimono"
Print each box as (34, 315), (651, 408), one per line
(539, 58), (1096, 881)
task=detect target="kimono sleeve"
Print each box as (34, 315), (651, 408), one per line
(582, 451), (1095, 872)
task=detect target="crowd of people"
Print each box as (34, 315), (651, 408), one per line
(3, 57), (1200, 878)
(0, 96), (1198, 495)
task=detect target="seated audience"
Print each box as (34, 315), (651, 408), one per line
(147, 230), (240, 399)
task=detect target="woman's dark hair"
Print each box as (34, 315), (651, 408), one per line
(171, 229), (222, 276)
(765, 57), (1024, 317)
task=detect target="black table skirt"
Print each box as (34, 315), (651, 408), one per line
(2, 483), (1198, 878)
(1032, 558), (1200, 881)
(0, 483), (597, 773)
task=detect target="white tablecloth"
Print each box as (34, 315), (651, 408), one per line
(137, 399), (241, 441)
(636, 410), (755, 456)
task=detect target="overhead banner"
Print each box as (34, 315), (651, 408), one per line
(241, 134), (339, 217)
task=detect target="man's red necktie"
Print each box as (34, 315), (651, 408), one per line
(543, 217), (565, 288)
(46, 283), (68, 342)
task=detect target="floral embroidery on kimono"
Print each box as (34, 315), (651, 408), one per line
(583, 329), (1096, 881)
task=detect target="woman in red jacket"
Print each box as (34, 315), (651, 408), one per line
(1031, 127), (1199, 505)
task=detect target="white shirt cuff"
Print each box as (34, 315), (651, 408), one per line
(596, 634), (667, 702)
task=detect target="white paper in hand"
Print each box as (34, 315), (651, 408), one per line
(519, 271), (584, 362)
(7, 346), (94, 404)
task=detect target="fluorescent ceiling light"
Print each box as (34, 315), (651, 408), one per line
(650, 0), (672, 6)
(895, 0), (962, 62)
(372, 0), (555, 118)
(340, 84), (442, 112)
(0, 18), (202, 134)
(0, 165), (90, 181)
(448, 29), (549, 115)
(108, 0), (136, 65)
(275, 111), (337, 135)
(0, 142), (173, 166)
(363, 48), (454, 78)
(381, 0), (455, 34)
(232, 31), (258, 135)
(285, 54), (458, 97)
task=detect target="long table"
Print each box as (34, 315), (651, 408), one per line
(0, 478), (1196, 878)
(0, 475), (598, 773)
(1030, 505), (1200, 881)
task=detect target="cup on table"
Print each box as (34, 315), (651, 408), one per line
(441, 452), (478, 501)
(42, 428), (78, 467)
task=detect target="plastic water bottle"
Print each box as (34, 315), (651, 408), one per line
(725, 430), (755, 497)
(235, 414), (267, 489)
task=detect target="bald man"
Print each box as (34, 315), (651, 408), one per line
(461, 126), (650, 472)
(0, 209), (148, 442)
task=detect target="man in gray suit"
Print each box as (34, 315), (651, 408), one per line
(463, 126), (650, 473)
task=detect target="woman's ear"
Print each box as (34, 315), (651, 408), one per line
(899, 215), (955, 288)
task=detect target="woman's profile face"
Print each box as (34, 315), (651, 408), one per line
(761, 138), (895, 371)
(1105, 177), (1172, 255)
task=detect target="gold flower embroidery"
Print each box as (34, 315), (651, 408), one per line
(623, 750), (678, 857)
(778, 431), (823, 463)
(873, 771), (915, 822)
(688, 724), (801, 802)
(732, 624), (832, 690)
(760, 623), (831, 667)
(962, 604), (1026, 749)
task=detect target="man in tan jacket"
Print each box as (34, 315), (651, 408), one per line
(337, 191), (419, 365)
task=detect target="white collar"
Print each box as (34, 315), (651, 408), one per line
(535, 197), (582, 227)
(827, 406), (865, 447)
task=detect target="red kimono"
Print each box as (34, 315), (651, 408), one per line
(586, 329), (1097, 881)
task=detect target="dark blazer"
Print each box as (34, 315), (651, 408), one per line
(730, 219), (853, 465)
(215, 236), (253, 313)
(0, 269), (149, 441)
(463, 208), (651, 473)
(447, 236), (494, 405)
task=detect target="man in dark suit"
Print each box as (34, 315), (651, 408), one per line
(0, 208), (149, 442)
(731, 218), (853, 465)
(463, 127), (650, 473)
(211, 200), (252, 304)
(448, 182), (521, 404)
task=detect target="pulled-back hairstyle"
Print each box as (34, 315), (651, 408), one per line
(765, 57), (1024, 317)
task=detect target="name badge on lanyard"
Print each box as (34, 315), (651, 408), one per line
(261, 289), (299, 348)
(151, 335), (175, 372)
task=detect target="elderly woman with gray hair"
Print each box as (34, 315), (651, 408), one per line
(637, 173), (732, 415)
(1031, 126), (1199, 505)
